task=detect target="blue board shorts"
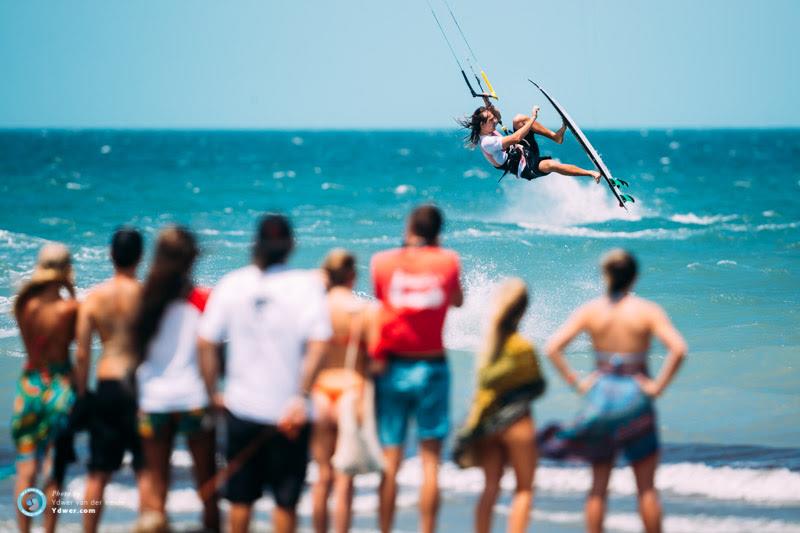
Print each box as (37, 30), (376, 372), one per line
(375, 358), (450, 446)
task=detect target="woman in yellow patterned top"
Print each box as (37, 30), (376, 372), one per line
(453, 278), (545, 533)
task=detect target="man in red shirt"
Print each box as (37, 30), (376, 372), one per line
(371, 204), (464, 533)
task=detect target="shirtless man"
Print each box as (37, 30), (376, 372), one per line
(12, 243), (78, 533)
(74, 227), (145, 533)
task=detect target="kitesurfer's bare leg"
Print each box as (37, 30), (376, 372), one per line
(513, 115), (567, 144)
(538, 159), (601, 183)
(512, 114), (529, 130)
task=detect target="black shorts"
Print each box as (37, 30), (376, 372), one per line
(52, 427), (76, 485)
(522, 155), (552, 180)
(516, 130), (551, 180)
(225, 410), (310, 508)
(87, 379), (143, 472)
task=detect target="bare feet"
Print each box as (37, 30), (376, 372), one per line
(555, 122), (568, 144)
(591, 171), (601, 184)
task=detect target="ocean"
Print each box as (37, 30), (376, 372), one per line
(0, 128), (798, 532)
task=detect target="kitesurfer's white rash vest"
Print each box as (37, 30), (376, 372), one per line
(480, 133), (508, 167)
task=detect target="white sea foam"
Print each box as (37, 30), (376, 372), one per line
(64, 456), (800, 521)
(655, 186), (679, 194)
(0, 327), (19, 339)
(40, 217), (72, 226)
(73, 245), (107, 262)
(756, 221), (800, 231)
(0, 229), (46, 251)
(445, 259), (574, 352)
(450, 228), (503, 240)
(670, 213), (738, 225)
(394, 184), (415, 195)
(463, 168), (489, 179)
(517, 222), (698, 241)
(501, 175), (643, 227)
(505, 508), (800, 533)
(0, 296), (13, 314)
(443, 267), (499, 352)
(717, 260), (738, 266)
(340, 458), (800, 506)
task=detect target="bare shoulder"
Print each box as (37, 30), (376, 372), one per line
(580, 297), (605, 315)
(629, 296), (667, 320)
(81, 282), (105, 309)
(60, 298), (79, 317)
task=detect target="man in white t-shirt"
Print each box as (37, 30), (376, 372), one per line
(198, 214), (331, 533)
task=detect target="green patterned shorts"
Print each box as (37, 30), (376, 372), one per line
(11, 363), (75, 462)
(138, 408), (213, 439)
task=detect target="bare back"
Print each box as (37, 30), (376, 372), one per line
(17, 286), (78, 368)
(547, 275), (687, 401)
(323, 287), (368, 374)
(582, 294), (659, 354)
(80, 275), (141, 379)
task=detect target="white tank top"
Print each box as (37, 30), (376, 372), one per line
(137, 288), (210, 412)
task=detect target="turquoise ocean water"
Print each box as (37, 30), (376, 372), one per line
(0, 129), (798, 531)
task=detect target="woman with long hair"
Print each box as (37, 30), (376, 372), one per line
(134, 226), (218, 532)
(311, 248), (370, 533)
(459, 104), (601, 182)
(542, 249), (687, 533)
(453, 278), (545, 533)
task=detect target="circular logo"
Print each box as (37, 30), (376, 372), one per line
(17, 487), (46, 517)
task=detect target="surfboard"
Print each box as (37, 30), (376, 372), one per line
(529, 80), (634, 209)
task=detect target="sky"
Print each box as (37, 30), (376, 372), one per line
(0, 0), (798, 129)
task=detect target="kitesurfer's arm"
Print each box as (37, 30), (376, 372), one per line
(500, 106), (538, 149)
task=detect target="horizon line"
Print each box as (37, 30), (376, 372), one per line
(2, 125), (800, 133)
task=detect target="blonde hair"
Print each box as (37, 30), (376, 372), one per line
(478, 278), (528, 368)
(14, 243), (75, 320)
(321, 248), (356, 290)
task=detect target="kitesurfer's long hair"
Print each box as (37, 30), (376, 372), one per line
(134, 226), (198, 363)
(458, 106), (501, 147)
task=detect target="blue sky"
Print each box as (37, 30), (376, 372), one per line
(0, 0), (797, 129)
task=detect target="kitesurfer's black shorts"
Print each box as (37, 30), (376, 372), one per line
(522, 155), (552, 180)
(512, 130), (552, 180)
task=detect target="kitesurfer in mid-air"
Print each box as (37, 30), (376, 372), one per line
(460, 105), (601, 183)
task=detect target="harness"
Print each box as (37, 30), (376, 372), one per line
(480, 131), (549, 181)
